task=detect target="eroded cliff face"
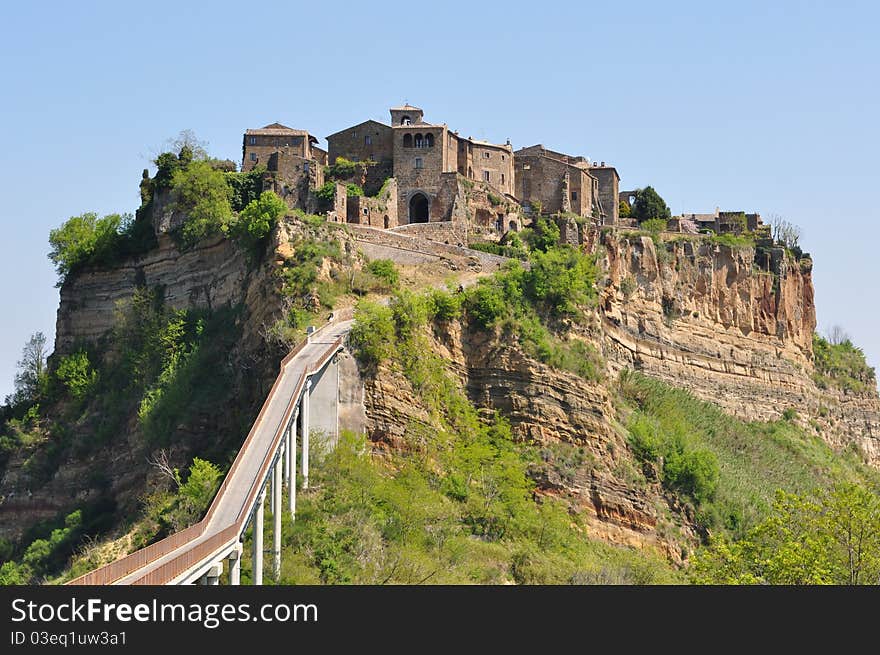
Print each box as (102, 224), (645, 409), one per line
(0, 217), (327, 543)
(597, 232), (880, 464)
(363, 322), (696, 563)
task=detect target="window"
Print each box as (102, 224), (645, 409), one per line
(363, 207), (369, 215)
(303, 162), (310, 172)
(402, 116), (411, 125)
(426, 133), (435, 147)
(501, 155), (505, 161)
(571, 191), (578, 201)
(250, 152), (257, 162)
(483, 152), (490, 159)
(249, 136), (256, 145)
(365, 135), (372, 145)
(414, 133), (424, 148)
(501, 173), (505, 185)
(403, 134), (413, 148)
(415, 158), (423, 169)
(483, 170), (490, 182)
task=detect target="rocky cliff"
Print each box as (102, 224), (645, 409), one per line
(363, 321), (695, 562)
(596, 230), (880, 464)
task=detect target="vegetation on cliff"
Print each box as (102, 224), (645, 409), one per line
(812, 332), (876, 394)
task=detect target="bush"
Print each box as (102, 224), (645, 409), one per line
(315, 181), (337, 203)
(640, 218), (667, 234)
(431, 290), (462, 322)
(56, 351), (97, 399)
(465, 283), (509, 328)
(346, 183), (363, 198)
(365, 259), (399, 287)
(48, 212), (144, 282)
(523, 217), (560, 252)
(350, 302), (396, 369)
(172, 160), (233, 247)
(225, 166), (265, 212)
(228, 190), (287, 253)
(525, 246), (596, 316)
(812, 333), (876, 393)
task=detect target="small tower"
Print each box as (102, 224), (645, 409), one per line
(390, 104), (424, 126)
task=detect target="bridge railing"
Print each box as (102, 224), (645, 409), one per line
(67, 316), (349, 585)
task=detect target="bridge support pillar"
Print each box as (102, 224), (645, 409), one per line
(252, 490), (265, 585)
(229, 544), (242, 586)
(273, 457), (282, 580)
(200, 561), (223, 586)
(302, 379), (311, 490)
(289, 412), (297, 520)
(270, 457), (277, 517)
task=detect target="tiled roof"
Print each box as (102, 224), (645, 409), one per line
(245, 122), (310, 136)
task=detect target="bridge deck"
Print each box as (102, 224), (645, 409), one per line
(92, 319), (353, 585)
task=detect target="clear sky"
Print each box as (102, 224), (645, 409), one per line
(0, 0), (877, 398)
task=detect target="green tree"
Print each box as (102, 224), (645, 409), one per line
(525, 246), (597, 316)
(230, 190), (287, 251)
(172, 160), (233, 247)
(48, 212), (126, 282)
(631, 186), (671, 222)
(365, 259), (399, 287)
(56, 351), (98, 399)
(10, 332), (48, 406)
(690, 485), (880, 585)
(619, 200), (632, 218)
(350, 302), (396, 369)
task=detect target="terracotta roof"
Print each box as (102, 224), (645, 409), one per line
(390, 104), (422, 111)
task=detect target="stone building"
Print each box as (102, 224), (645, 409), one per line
(241, 123), (327, 207)
(678, 207), (764, 234)
(325, 120), (394, 195)
(328, 105), (514, 225)
(514, 145), (618, 224)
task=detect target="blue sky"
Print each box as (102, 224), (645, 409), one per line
(0, 0), (877, 398)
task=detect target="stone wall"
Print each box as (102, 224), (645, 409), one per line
(392, 125), (451, 223)
(326, 120), (394, 194)
(515, 151), (597, 217)
(243, 134), (307, 171)
(589, 165), (620, 225)
(345, 179), (398, 228)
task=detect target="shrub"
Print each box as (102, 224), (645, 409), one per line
(56, 351), (98, 400)
(350, 302), (396, 369)
(812, 333), (876, 393)
(619, 275), (637, 300)
(431, 290), (462, 322)
(327, 156), (361, 178)
(346, 183), (364, 198)
(365, 259), (399, 287)
(523, 217), (560, 252)
(640, 218), (667, 234)
(465, 283), (509, 328)
(525, 246), (596, 316)
(315, 181), (337, 203)
(229, 190), (287, 253)
(48, 212), (137, 282)
(619, 200), (631, 218)
(172, 160), (233, 247)
(225, 166), (265, 212)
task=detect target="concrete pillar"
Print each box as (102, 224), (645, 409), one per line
(273, 457), (282, 580)
(282, 426), (290, 486)
(289, 413), (297, 520)
(229, 545), (241, 586)
(252, 490), (264, 586)
(270, 460), (277, 517)
(203, 561), (223, 586)
(302, 379), (311, 490)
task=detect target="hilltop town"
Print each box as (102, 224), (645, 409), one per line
(239, 104), (764, 242)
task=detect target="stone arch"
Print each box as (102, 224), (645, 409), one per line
(426, 133), (435, 147)
(508, 220), (519, 232)
(401, 115), (411, 125)
(403, 133), (413, 148)
(414, 133), (424, 148)
(409, 192), (430, 223)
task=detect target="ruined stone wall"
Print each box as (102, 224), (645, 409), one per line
(326, 121), (394, 194)
(590, 166), (619, 225)
(346, 179), (398, 228)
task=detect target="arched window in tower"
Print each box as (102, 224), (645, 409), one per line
(401, 116), (411, 125)
(403, 133), (413, 148)
(426, 133), (435, 148)
(414, 134), (424, 148)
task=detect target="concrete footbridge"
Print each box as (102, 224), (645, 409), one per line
(68, 311), (356, 585)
